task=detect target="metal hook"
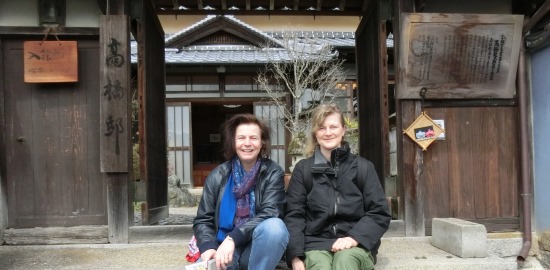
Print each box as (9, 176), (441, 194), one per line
(419, 87), (428, 107)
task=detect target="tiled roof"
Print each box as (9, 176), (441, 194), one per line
(164, 48), (290, 64)
(130, 15), (394, 65)
(266, 31), (357, 48)
(165, 15), (282, 47)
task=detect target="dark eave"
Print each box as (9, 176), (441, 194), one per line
(153, 0), (369, 16)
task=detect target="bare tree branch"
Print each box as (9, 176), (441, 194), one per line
(256, 31), (347, 154)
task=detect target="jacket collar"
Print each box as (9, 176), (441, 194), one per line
(311, 142), (350, 175)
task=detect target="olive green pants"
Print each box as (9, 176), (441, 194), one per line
(304, 248), (375, 270)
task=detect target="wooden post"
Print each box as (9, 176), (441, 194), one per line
(355, 1), (389, 187)
(100, 15), (131, 243)
(392, 0), (425, 235)
(0, 38), (7, 244)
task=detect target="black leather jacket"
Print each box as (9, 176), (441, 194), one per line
(193, 158), (286, 253)
(285, 144), (391, 265)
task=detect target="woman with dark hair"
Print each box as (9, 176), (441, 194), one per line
(285, 103), (391, 270)
(193, 114), (289, 270)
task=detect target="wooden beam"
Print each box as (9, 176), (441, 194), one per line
(270, 0), (274, 10)
(105, 0), (129, 15)
(294, 0), (299, 11)
(339, 0), (346, 11)
(523, 0), (550, 33)
(156, 9), (363, 16)
(221, 0), (227, 10)
(317, 0), (322, 11)
(197, 0), (203, 10)
(0, 26), (99, 36)
(246, 0), (250, 10)
(362, 0), (370, 12)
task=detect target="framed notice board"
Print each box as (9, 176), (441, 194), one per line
(397, 13), (523, 99)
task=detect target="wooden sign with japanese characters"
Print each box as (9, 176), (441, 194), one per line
(397, 13), (523, 99)
(99, 15), (130, 172)
(23, 41), (78, 83)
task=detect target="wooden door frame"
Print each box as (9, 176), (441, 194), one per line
(0, 37), (6, 244)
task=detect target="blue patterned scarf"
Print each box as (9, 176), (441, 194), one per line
(231, 156), (260, 227)
(217, 156), (261, 242)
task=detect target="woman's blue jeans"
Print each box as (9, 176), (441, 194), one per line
(229, 217), (289, 270)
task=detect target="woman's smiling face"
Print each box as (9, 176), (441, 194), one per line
(315, 112), (346, 153)
(235, 123), (262, 170)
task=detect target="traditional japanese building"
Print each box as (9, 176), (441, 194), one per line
(1, 2), (549, 263)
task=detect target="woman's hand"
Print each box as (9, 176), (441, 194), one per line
(291, 256), (306, 270)
(215, 237), (236, 270)
(200, 249), (216, 262)
(331, 236), (358, 252)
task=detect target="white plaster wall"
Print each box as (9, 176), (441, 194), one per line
(531, 46), (550, 232)
(0, 0), (38, 26)
(66, 0), (101, 27)
(0, 0), (101, 27)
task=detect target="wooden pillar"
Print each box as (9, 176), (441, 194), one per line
(135, 0), (168, 225)
(355, 1), (389, 187)
(100, 15), (132, 243)
(393, 0), (424, 236)
(0, 39), (7, 244)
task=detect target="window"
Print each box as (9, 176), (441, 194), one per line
(226, 75), (254, 91)
(191, 75), (219, 91)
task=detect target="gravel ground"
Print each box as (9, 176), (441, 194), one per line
(134, 206), (198, 226)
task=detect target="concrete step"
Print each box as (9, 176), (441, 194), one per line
(377, 235), (544, 270)
(0, 232), (545, 270)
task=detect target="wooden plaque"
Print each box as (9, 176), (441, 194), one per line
(100, 15), (130, 172)
(397, 13), (524, 99)
(23, 41), (78, 83)
(403, 112), (445, 151)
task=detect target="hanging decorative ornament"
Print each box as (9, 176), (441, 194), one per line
(403, 111), (445, 151)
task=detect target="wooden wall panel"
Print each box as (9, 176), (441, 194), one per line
(422, 107), (519, 226)
(31, 84), (63, 216)
(80, 42), (104, 217)
(5, 42), (36, 220)
(496, 108), (519, 217)
(421, 108), (450, 218)
(4, 39), (105, 228)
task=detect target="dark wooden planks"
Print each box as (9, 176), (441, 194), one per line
(5, 41), (36, 223)
(355, 0), (388, 185)
(422, 108), (450, 218)
(3, 39), (106, 228)
(421, 107), (519, 230)
(137, 0), (168, 225)
(80, 41), (105, 218)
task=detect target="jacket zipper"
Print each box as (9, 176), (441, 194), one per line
(334, 193), (339, 214)
(332, 150), (340, 215)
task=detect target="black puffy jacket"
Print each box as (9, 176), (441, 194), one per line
(284, 144), (391, 265)
(193, 158), (286, 253)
